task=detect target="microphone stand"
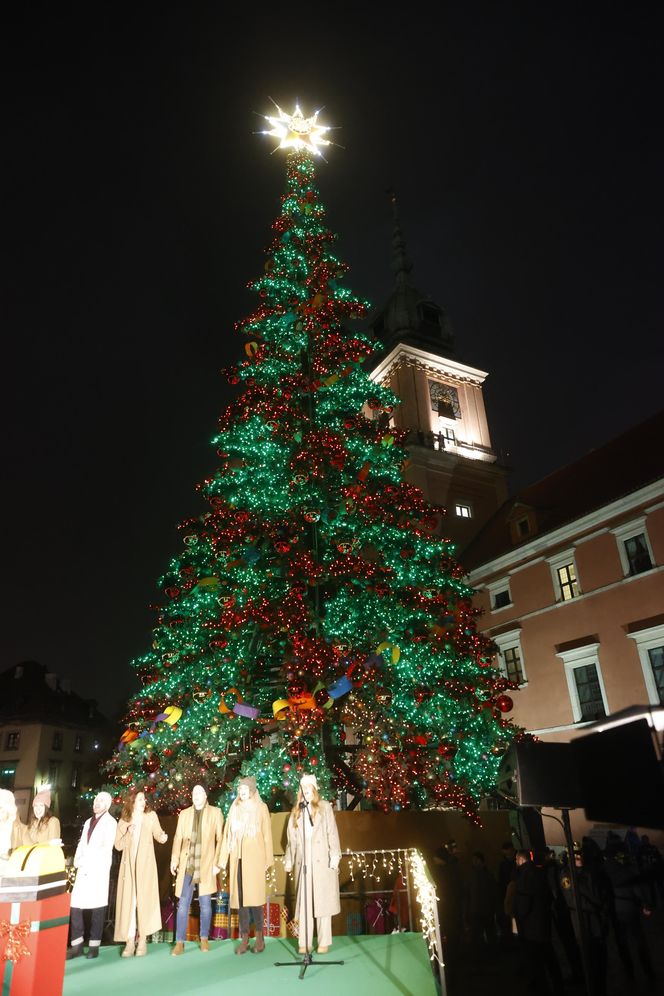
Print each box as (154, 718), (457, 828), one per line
(275, 800), (344, 980)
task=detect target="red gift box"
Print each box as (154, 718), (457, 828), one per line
(263, 901), (281, 937)
(1, 891), (70, 996)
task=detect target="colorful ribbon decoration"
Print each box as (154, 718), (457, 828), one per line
(219, 688), (242, 715)
(233, 702), (260, 719)
(376, 641), (401, 665)
(328, 675), (353, 699)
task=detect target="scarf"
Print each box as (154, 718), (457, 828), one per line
(87, 813), (103, 843)
(186, 806), (204, 882)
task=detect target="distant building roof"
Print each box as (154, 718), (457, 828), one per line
(0, 660), (108, 727)
(463, 408), (664, 571)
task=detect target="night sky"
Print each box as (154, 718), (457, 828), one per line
(3, 5), (662, 717)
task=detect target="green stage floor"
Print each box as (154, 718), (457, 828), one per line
(63, 933), (439, 996)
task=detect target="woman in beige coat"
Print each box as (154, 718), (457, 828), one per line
(114, 789), (168, 957)
(284, 774), (341, 954)
(23, 788), (61, 844)
(219, 775), (274, 955)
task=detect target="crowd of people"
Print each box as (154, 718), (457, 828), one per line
(432, 832), (663, 995)
(0, 772), (342, 965)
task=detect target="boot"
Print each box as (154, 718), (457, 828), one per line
(200, 938), (210, 952)
(66, 943), (84, 960)
(253, 932), (265, 953)
(171, 941), (185, 957)
(86, 946), (99, 959)
(121, 938), (136, 958)
(235, 935), (250, 955)
(135, 937), (147, 957)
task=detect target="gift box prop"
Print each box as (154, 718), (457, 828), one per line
(1, 843), (70, 996)
(365, 894), (395, 934)
(264, 900), (281, 937)
(211, 891), (229, 940)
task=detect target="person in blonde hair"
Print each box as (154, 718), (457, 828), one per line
(219, 775), (273, 955)
(284, 774), (341, 954)
(24, 788), (61, 845)
(0, 789), (24, 871)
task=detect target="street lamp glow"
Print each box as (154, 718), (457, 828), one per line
(261, 102), (331, 155)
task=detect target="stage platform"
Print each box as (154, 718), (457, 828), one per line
(63, 933), (438, 995)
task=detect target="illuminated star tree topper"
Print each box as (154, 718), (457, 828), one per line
(261, 100), (335, 156)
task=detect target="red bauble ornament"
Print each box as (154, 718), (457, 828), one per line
(143, 754), (159, 774)
(437, 744), (456, 758)
(496, 694), (514, 713)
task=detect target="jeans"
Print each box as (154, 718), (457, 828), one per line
(70, 906), (106, 947)
(175, 874), (211, 942)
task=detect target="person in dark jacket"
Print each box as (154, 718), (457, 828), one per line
(560, 845), (612, 996)
(604, 836), (655, 987)
(512, 850), (565, 994)
(496, 840), (517, 945)
(432, 844), (465, 990)
(544, 847), (584, 985)
(463, 851), (497, 959)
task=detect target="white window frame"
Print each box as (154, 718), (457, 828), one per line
(547, 548), (581, 602)
(556, 642), (609, 723)
(611, 517), (655, 578)
(486, 577), (512, 613)
(492, 628), (527, 686)
(626, 623), (664, 706)
(455, 502), (472, 519)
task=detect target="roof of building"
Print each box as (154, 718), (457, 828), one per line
(462, 408), (664, 572)
(0, 660), (108, 727)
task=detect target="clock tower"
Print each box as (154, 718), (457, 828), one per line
(367, 197), (509, 552)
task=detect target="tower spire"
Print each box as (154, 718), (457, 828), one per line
(387, 189), (414, 288)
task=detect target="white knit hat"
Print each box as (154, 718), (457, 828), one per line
(300, 774), (318, 790)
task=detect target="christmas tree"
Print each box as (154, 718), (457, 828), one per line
(105, 103), (520, 821)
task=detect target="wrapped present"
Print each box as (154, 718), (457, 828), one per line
(263, 900), (281, 937)
(1, 845), (67, 903)
(211, 910), (228, 941)
(161, 897), (175, 934)
(0, 891), (70, 996)
(365, 895), (394, 934)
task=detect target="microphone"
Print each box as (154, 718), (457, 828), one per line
(298, 801), (307, 810)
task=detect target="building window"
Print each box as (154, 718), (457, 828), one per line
(557, 563), (579, 602)
(47, 761), (61, 786)
(612, 517), (655, 578)
(71, 765), (80, 789)
(4, 732), (20, 751)
(572, 664), (606, 721)
(52, 731), (63, 751)
(0, 766), (16, 790)
(74, 734), (83, 752)
(627, 623), (664, 706)
(517, 518), (530, 537)
(486, 578), (512, 612)
(492, 628), (527, 686)
(455, 503), (472, 519)
(556, 642), (609, 723)
(548, 549), (580, 602)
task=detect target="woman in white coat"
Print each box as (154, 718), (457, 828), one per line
(66, 791), (118, 960)
(284, 774), (341, 954)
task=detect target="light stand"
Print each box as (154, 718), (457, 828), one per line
(275, 800), (344, 980)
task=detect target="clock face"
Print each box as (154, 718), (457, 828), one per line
(428, 381), (460, 419)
